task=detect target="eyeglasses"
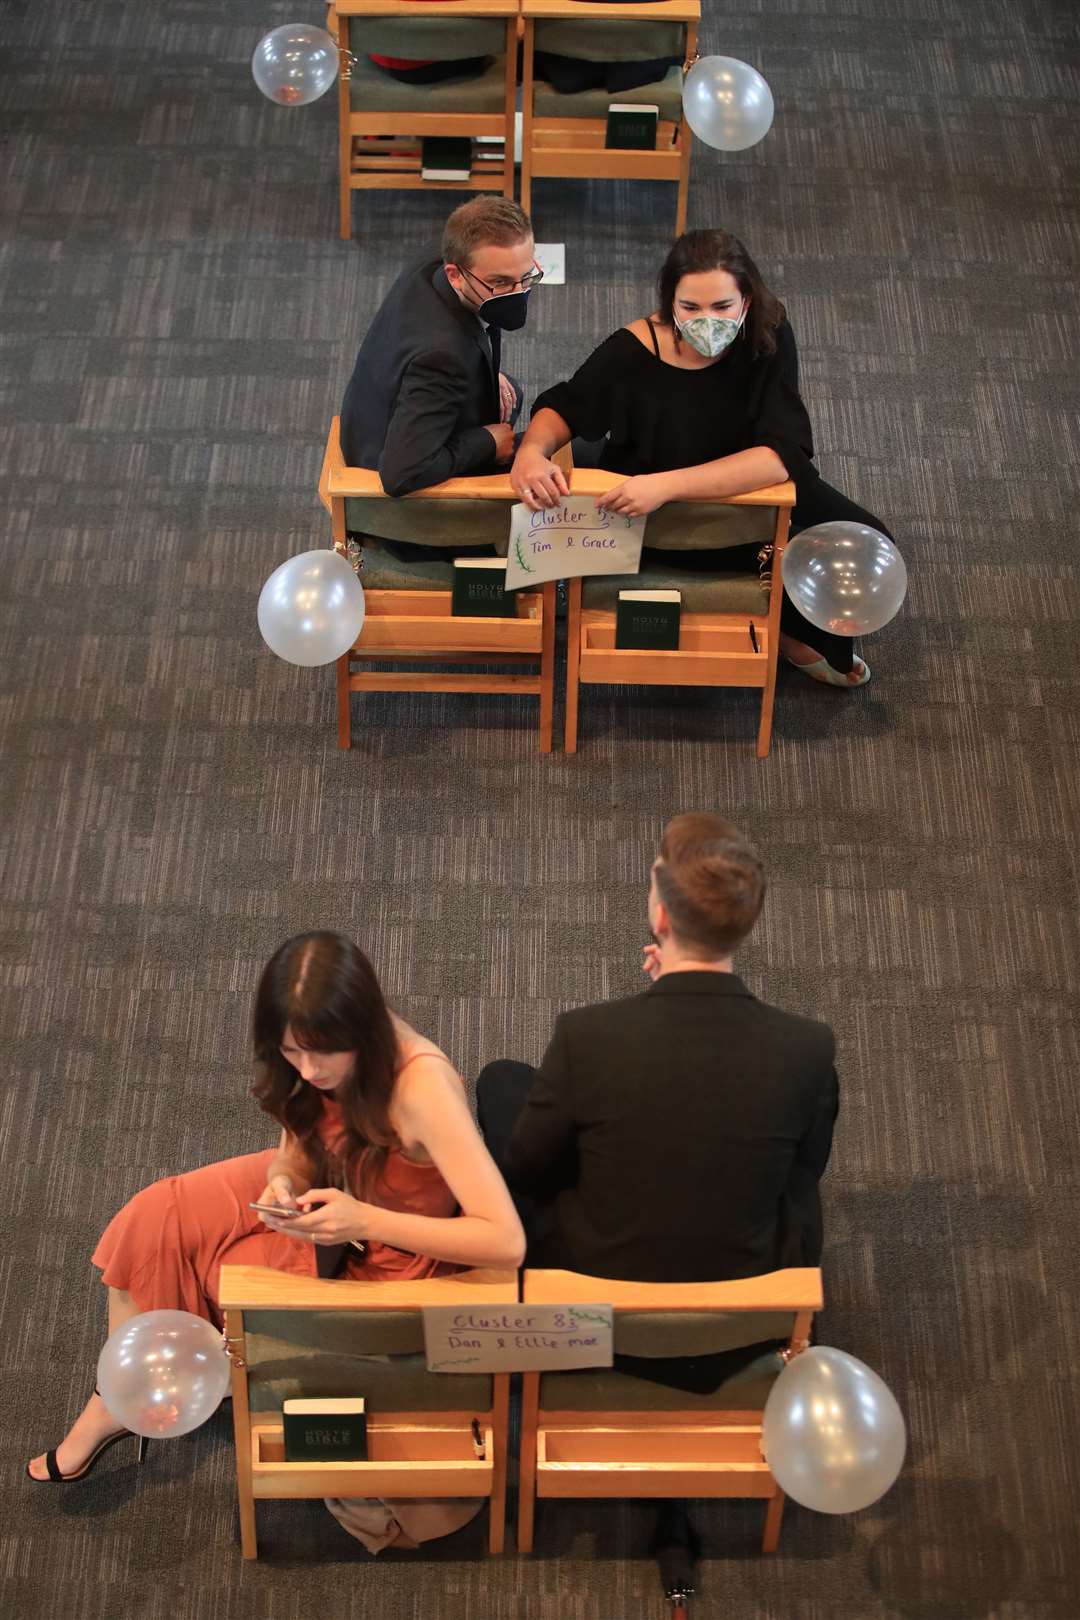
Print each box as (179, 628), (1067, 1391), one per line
(458, 261), (545, 297)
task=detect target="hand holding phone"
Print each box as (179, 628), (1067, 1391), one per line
(249, 1201), (301, 1219)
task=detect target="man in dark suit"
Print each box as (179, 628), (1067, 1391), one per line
(478, 812), (839, 1286)
(339, 196), (539, 499)
(477, 812), (839, 1593)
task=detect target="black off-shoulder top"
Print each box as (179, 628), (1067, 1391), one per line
(533, 320), (820, 491)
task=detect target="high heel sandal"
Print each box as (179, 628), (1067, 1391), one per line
(26, 1386), (149, 1484)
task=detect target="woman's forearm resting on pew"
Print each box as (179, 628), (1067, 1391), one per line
(596, 447), (791, 517)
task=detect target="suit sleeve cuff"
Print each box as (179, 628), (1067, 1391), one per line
(455, 426), (499, 471)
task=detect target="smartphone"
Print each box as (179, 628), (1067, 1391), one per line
(249, 1201), (301, 1219)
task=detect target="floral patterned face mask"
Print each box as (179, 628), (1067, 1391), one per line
(675, 300), (748, 358)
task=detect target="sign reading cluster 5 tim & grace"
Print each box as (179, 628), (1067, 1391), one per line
(423, 1303), (614, 1373)
(503, 498), (647, 591)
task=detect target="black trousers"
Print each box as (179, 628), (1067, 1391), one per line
(370, 56), (492, 85)
(644, 475), (894, 674)
(475, 1060), (553, 1255)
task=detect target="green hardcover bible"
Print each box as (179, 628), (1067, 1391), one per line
(420, 136), (473, 180)
(282, 1397), (367, 1462)
(451, 557), (517, 617)
(605, 103), (659, 151)
(615, 589), (681, 650)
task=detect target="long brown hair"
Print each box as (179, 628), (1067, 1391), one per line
(656, 230), (785, 357)
(251, 932), (399, 1197)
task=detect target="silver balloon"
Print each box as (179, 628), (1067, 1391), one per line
(252, 24), (339, 107)
(258, 549), (366, 666)
(97, 1310), (231, 1439)
(781, 522), (907, 636)
(682, 56), (774, 152)
(762, 1347), (906, 1514)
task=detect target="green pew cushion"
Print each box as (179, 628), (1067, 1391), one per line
(344, 534), (533, 592)
(583, 563), (769, 615)
(539, 1346), (785, 1412)
(533, 18), (684, 61)
(533, 63), (683, 121)
(349, 47), (508, 114)
(351, 16), (507, 60)
(615, 1311), (796, 1359)
(639, 502), (776, 552)
(345, 495), (512, 552)
(244, 1312), (492, 1413)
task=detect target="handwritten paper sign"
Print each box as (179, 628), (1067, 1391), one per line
(423, 1303), (614, 1374)
(504, 499), (646, 590)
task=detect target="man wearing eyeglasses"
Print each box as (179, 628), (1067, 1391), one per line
(339, 198), (543, 531)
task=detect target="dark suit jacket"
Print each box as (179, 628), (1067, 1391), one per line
(505, 972), (839, 1286)
(339, 257), (501, 496)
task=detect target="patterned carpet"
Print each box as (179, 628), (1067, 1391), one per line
(3, 0), (1080, 1615)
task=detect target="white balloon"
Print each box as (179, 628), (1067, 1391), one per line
(682, 56), (775, 152)
(258, 549), (366, 666)
(781, 523), (908, 636)
(762, 1347), (906, 1514)
(252, 24), (339, 107)
(97, 1311), (231, 1439)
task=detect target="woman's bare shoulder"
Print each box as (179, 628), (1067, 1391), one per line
(394, 1038), (464, 1097)
(624, 315), (662, 349)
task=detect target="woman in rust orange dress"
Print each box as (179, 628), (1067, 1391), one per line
(27, 931), (524, 1548)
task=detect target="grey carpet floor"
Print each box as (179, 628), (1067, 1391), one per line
(3, 0), (1080, 1615)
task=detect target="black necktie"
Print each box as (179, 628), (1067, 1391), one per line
(488, 322), (501, 384)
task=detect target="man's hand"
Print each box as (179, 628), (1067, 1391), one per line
(596, 473), (672, 517)
(498, 373), (518, 425)
(483, 422), (516, 462)
(642, 944), (662, 982)
(511, 444), (570, 511)
(263, 1186), (371, 1246)
(255, 1174), (298, 1225)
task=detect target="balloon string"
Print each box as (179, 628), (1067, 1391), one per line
(757, 542), (774, 599)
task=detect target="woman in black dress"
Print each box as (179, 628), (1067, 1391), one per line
(511, 229), (894, 684)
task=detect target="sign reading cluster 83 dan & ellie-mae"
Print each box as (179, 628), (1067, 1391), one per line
(422, 1303), (614, 1373)
(503, 499), (647, 591)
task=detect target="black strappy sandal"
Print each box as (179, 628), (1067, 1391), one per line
(26, 1387), (149, 1484)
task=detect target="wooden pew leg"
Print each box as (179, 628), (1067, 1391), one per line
(517, 1372), (539, 1553)
(762, 1489), (784, 1553)
(539, 582), (555, 753)
(336, 17), (353, 240)
(239, 1488), (258, 1559)
(489, 1376), (509, 1555)
(226, 1311), (258, 1559)
(756, 662), (777, 758)
(675, 139), (691, 235)
(336, 652), (352, 748)
(564, 577), (582, 755)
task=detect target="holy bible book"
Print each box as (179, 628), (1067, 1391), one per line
(282, 1397), (367, 1462)
(615, 588), (681, 650)
(605, 103), (659, 151)
(452, 556), (516, 617)
(420, 137), (473, 180)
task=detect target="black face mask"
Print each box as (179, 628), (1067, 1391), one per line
(475, 287), (531, 331)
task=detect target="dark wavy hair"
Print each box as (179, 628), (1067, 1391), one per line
(657, 230), (785, 357)
(251, 932), (399, 1198)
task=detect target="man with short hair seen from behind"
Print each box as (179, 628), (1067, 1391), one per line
(478, 812), (840, 1289)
